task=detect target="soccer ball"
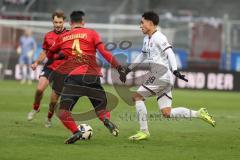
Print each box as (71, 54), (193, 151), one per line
(78, 124), (93, 140)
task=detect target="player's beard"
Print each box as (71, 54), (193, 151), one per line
(55, 27), (63, 33)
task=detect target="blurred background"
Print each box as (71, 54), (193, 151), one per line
(0, 0), (240, 91)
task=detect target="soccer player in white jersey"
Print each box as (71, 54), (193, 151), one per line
(119, 11), (216, 141)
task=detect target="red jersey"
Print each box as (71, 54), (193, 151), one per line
(49, 27), (119, 76)
(42, 28), (68, 70)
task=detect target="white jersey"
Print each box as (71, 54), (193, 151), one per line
(142, 30), (172, 70)
(130, 30), (177, 98)
(140, 30), (174, 85)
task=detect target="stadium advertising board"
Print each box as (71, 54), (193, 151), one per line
(174, 71), (240, 91)
(2, 56), (240, 91)
(100, 68), (240, 91)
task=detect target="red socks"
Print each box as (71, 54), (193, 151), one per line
(58, 109), (111, 134)
(32, 103), (40, 111)
(58, 110), (79, 134)
(98, 110), (111, 121)
(47, 111), (54, 119)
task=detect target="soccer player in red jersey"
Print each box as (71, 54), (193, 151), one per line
(49, 11), (126, 144)
(27, 10), (68, 128)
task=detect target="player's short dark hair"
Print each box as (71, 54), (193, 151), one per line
(142, 11), (159, 25)
(52, 10), (66, 20)
(70, 11), (85, 23)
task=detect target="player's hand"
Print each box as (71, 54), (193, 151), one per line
(31, 61), (38, 71)
(173, 70), (188, 82)
(117, 66), (131, 83)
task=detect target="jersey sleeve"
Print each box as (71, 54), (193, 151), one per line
(156, 33), (177, 71)
(165, 47), (178, 71)
(93, 30), (119, 68)
(97, 42), (119, 68)
(92, 30), (103, 47)
(156, 34), (172, 52)
(48, 36), (61, 58)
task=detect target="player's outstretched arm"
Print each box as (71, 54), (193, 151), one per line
(97, 43), (129, 83)
(97, 43), (119, 68)
(114, 51), (147, 83)
(128, 51), (145, 71)
(31, 50), (47, 70)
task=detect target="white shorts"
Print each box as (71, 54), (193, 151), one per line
(137, 70), (173, 97)
(136, 70), (173, 109)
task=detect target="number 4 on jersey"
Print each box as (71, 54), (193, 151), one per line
(72, 39), (83, 57)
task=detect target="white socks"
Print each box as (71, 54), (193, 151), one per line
(170, 107), (199, 118)
(135, 100), (148, 131)
(135, 100), (199, 132)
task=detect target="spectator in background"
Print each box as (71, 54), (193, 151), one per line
(17, 28), (36, 84)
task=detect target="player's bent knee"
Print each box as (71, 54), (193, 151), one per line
(161, 108), (171, 118)
(50, 96), (59, 104)
(51, 92), (59, 102)
(132, 92), (144, 102)
(49, 101), (57, 110)
(91, 97), (107, 112)
(59, 99), (74, 111)
(37, 79), (48, 90)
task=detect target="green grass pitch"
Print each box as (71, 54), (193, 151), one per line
(0, 80), (239, 160)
